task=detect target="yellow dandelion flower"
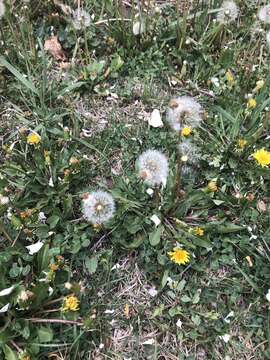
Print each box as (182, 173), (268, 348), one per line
(62, 295), (80, 312)
(238, 139), (247, 149)
(247, 98), (256, 109)
(27, 132), (41, 145)
(181, 127), (192, 137)
(207, 180), (218, 192)
(225, 69), (235, 86)
(49, 263), (59, 272)
(168, 248), (190, 265)
(194, 227), (204, 236)
(252, 148), (270, 167)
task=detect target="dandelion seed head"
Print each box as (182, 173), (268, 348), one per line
(138, 150), (168, 186)
(178, 140), (200, 164)
(72, 9), (91, 29)
(167, 96), (202, 132)
(82, 191), (115, 224)
(217, 1), (239, 24)
(258, 4), (270, 24)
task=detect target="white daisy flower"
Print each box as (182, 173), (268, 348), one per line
(137, 150), (168, 186)
(258, 4), (270, 24)
(217, 1), (239, 24)
(0, 194), (9, 206)
(178, 139), (200, 164)
(72, 9), (91, 30)
(166, 96), (203, 132)
(0, 0), (5, 18)
(266, 289), (270, 302)
(82, 191), (115, 225)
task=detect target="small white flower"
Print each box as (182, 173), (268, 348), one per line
(219, 334), (231, 343)
(258, 4), (270, 24)
(166, 96), (203, 132)
(146, 188), (154, 196)
(138, 150), (168, 186)
(82, 191), (115, 225)
(26, 241), (44, 255)
(266, 289), (270, 302)
(148, 287), (158, 297)
(0, 303), (9, 313)
(38, 212), (46, 223)
(217, 1), (239, 24)
(150, 214), (161, 226)
(133, 20), (145, 35)
(0, 195), (9, 206)
(148, 109), (163, 128)
(178, 139), (200, 165)
(0, 286), (15, 297)
(211, 77), (220, 87)
(176, 319), (183, 328)
(72, 9), (91, 29)
(0, 1), (5, 18)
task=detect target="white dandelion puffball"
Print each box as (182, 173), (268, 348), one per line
(217, 1), (239, 24)
(258, 4), (270, 24)
(178, 139), (200, 164)
(0, 0), (5, 18)
(72, 9), (91, 30)
(82, 191), (115, 225)
(166, 96), (203, 132)
(138, 150), (168, 186)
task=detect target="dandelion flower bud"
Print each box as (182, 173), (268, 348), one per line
(207, 181), (218, 192)
(178, 140), (200, 164)
(217, 1), (239, 24)
(72, 9), (91, 30)
(166, 96), (203, 133)
(137, 150), (168, 186)
(82, 191), (115, 225)
(258, 4), (270, 24)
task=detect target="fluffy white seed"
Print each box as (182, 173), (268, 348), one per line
(82, 191), (115, 225)
(217, 1), (239, 24)
(137, 150), (168, 186)
(258, 4), (270, 24)
(72, 9), (91, 29)
(166, 96), (203, 132)
(178, 139), (200, 164)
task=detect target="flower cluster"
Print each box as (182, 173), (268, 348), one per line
(82, 191), (115, 225)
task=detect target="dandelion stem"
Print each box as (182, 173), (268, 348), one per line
(25, 318), (84, 326)
(0, 221), (13, 244)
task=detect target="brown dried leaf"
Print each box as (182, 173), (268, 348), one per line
(44, 36), (66, 61)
